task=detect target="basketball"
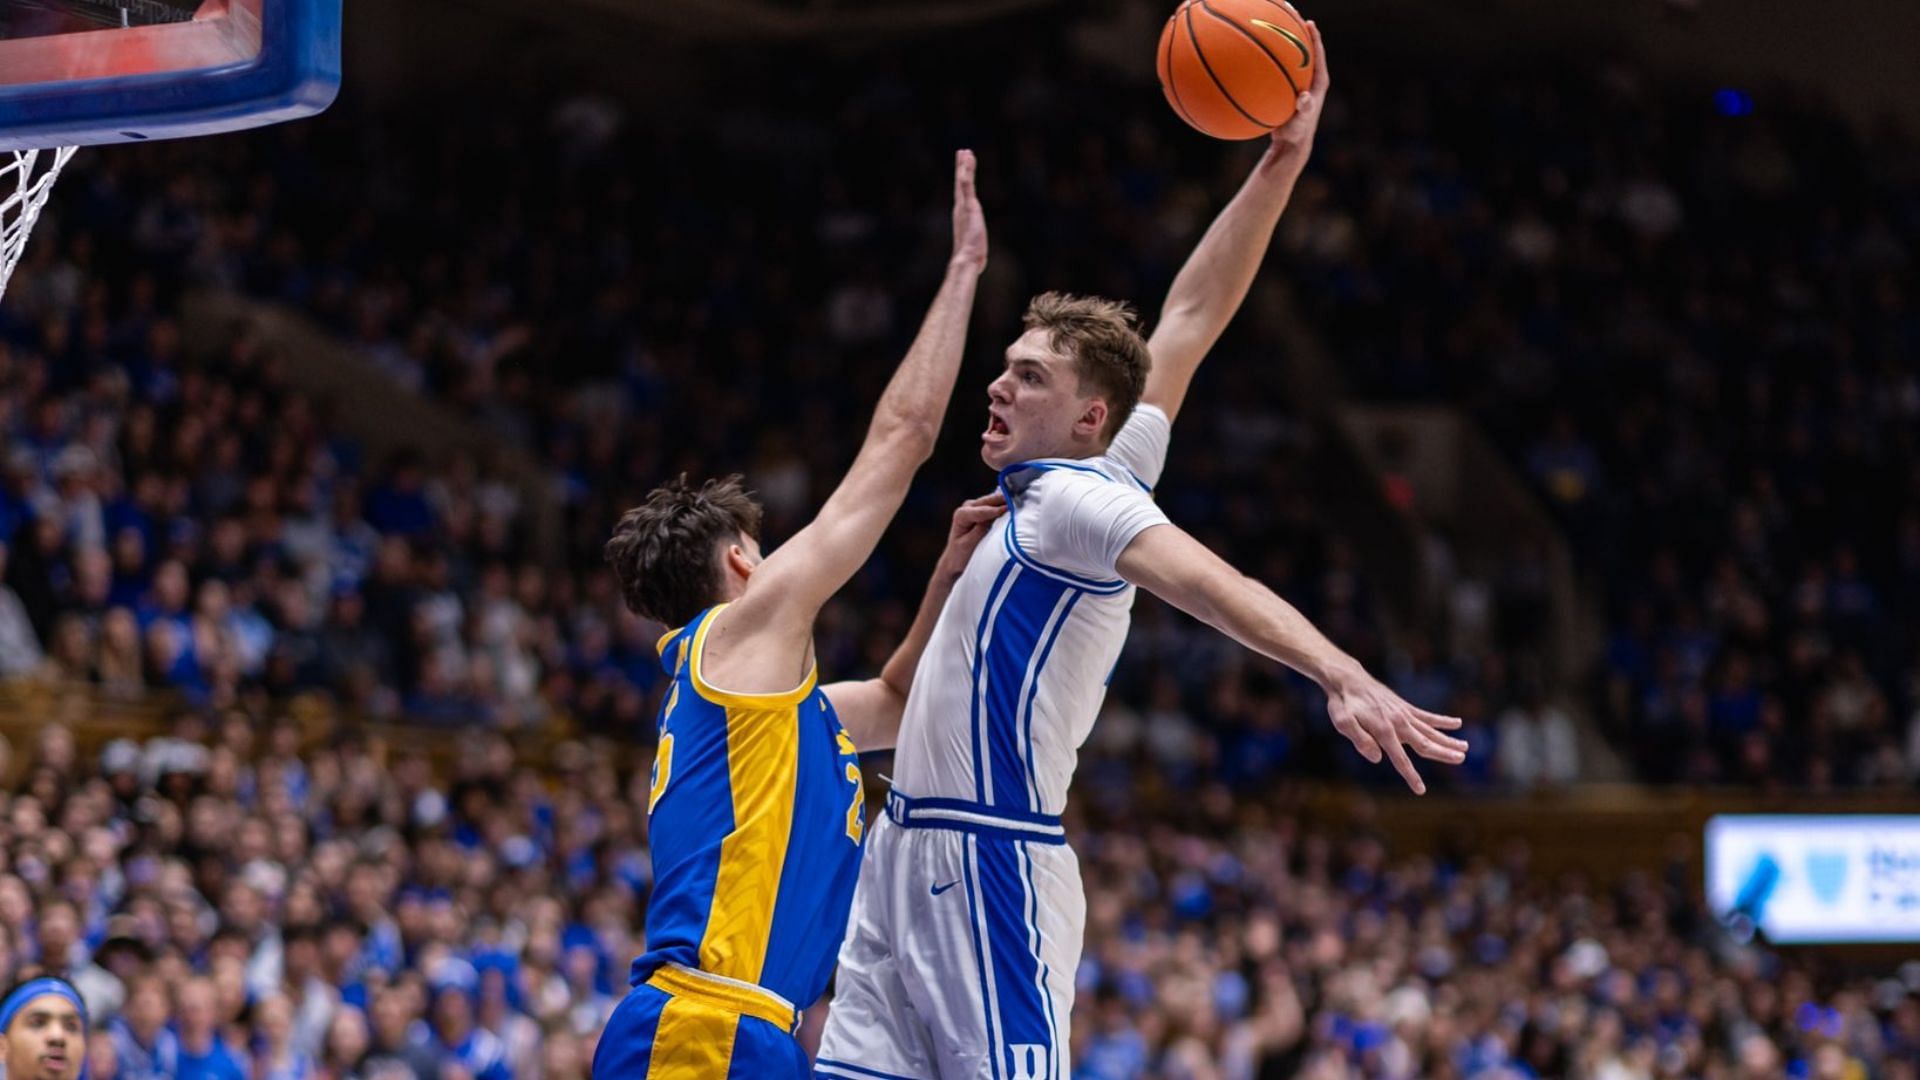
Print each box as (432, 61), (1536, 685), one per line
(1157, 0), (1318, 140)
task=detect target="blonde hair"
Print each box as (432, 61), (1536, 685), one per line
(1022, 292), (1152, 442)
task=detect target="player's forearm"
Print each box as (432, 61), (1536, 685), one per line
(1197, 571), (1364, 694)
(1160, 155), (1303, 330)
(865, 260), (983, 459)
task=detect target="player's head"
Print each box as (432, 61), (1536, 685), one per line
(982, 292), (1151, 470)
(605, 474), (765, 628)
(0, 976), (88, 1080)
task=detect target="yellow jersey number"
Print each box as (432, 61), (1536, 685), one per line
(835, 728), (864, 844)
(844, 763), (865, 844)
(648, 733), (674, 814)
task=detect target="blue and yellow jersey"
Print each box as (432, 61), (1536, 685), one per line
(633, 603), (867, 1009)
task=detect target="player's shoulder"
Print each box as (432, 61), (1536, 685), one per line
(1003, 457), (1151, 498)
(1002, 459), (1156, 545)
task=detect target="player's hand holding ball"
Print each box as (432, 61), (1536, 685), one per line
(1158, 0), (1329, 157)
(1265, 16), (1327, 163)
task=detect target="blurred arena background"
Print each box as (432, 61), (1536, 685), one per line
(0, 0), (1917, 1077)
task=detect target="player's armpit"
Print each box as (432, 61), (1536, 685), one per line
(701, 487), (896, 696)
(820, 679), (905, 752)
(696, 582), (819, 699)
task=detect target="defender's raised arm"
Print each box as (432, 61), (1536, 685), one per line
(701, 151), (990, 694)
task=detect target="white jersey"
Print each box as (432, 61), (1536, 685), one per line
(890, 404), (1172, 816)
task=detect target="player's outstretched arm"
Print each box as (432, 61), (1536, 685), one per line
(1145, 18), (1329, 423)
(824, 493), (1004, 751)
(701, 151), (990, 694)
(1115, 520), (1468, 794)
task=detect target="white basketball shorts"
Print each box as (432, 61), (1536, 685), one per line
(814, 790), (1085, 1080)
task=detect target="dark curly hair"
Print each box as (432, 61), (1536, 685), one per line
(604, 474), (763, 628)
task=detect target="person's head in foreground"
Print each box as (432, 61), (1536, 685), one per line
(0, 975), (88, 1080)
(979, 292), (1152, 471)
(605, 474), (763, 628)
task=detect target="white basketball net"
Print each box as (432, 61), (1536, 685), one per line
(1, 146), (78, 304)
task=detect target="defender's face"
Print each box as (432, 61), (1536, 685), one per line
(981, 329), (1095, 471)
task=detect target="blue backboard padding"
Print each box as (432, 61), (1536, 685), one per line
(0, 0), (341, 152)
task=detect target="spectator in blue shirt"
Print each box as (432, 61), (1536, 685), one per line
(106, 977), (179, 1080)
(173, 978), (246, 1080)
(422, 968), (508, 1080)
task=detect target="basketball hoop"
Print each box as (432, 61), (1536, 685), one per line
(0, 145), (76, 303)
(0, 0), (341, 302)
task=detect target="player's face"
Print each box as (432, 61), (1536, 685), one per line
(1, 994), (86, 1080)
(982, 329), (1104, 470)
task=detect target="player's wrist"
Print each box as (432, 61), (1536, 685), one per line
(1257, 142), (1311, 182)
(1315, 656), (1368, 695)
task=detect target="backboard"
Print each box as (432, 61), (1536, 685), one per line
(0, 0), (341, 151)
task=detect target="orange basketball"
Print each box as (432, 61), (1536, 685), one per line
(1157, 0), (1317, 141)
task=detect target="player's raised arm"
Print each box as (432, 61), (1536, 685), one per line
(823, 492), (1004, 751)
(700, 151), (989, 694)
(1115, 520), (1468, 794)
(1145, 19), (1329, 423)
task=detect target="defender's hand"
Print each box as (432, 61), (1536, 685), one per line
(952, 149), (989, 273)
(936, 492), (1005, 580)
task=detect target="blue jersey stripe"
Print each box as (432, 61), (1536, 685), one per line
(631, 647), (734, 988)
(981, 572), (1073, 812)
(976, 836), (1054, 1078)
(1020, 843), (1062, 1080)
(1019, 591), (1080, 813)
(969, 560), (1021, 804)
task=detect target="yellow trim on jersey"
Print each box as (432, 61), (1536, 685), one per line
(643, 993), (739, 1080)
(696, 693), (800, 986)
(645, 962), (798, 1032)
(687, 603), (819, 709)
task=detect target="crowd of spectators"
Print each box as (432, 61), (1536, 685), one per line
(0, 316), (584, 729)
(0, 715), (1915, 1080)
(0, 8), (1915, 1075)
(1264, 59), (1920, 788)
(6, 5), (1913, 788)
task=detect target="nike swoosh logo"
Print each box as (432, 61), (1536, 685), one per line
(1249, 18), (1312, 67)
(930, 880), (960, 896)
